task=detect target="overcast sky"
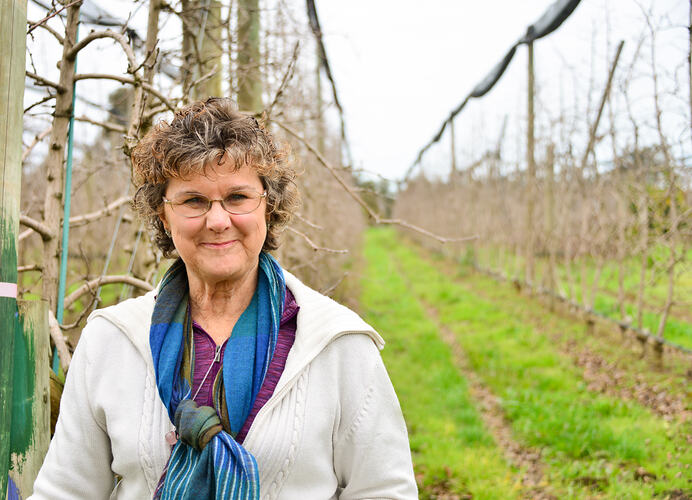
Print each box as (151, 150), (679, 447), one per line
(24, 0), (688, 182)
(316, 0), (688, 181)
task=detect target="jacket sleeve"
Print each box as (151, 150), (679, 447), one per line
(333, 335), (418, 500)
(29, 322), (115, 500)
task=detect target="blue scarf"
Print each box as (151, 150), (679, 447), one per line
(150, 252), (285, 499)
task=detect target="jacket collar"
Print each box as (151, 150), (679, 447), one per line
(87, 270), (384, 384)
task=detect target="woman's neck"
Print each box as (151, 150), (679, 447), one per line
(187, 270), (258, 345)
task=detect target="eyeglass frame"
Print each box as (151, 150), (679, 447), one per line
(162, 190), (268, 218)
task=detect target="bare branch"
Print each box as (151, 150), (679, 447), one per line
(22, 126), (52, 162)
(24, 93), (56, 114)
(26, 18), (65, 43)
(18, 264), (42, 273)
(75, 115), (127, 134)
(63, 275), (153, 309)
(18, 228), (34, 242)
(66, 30), (136, 71)
(20, 196), (132, 242)
(49, 310), (72, 372)
(74, 73), (175, 112)
(143, 103), (170, 122)
(286, 226), (348, 254)
(187, 65), (220, 96)
(59, 295), (97, 330)
(266, 41), (300, 118)
(320, 272), (348, 296)
(294, 213), (323, 230)
(19, 214), (55, 241)
(26, 71), (65, 93)
(68, 196), (132, 227)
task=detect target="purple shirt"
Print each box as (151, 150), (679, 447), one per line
(190, 289), (299, 443)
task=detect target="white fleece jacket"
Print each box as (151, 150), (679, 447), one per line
(29, 271), (418, 500)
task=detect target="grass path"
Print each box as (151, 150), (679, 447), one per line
(361, 229), (522, 499)
(397, 265), (557, 500)
(360, 229), (692, 499)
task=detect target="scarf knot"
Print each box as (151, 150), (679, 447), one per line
(175, 400), (223, 451)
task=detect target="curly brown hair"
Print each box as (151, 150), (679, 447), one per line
(131, 97), (299, 257)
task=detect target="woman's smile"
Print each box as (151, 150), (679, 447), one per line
(200, 239), (237, 249)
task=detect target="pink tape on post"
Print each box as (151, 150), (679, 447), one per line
(0, 282), (18, 298)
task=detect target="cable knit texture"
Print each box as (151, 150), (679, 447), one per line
(29, 271), (417, 500)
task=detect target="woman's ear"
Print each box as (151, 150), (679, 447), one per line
(158, 209), (170, 233)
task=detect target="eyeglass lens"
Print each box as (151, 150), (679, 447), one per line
(170, 190), (263, 217)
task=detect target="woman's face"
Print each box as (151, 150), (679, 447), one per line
(160, 157), (267, 287)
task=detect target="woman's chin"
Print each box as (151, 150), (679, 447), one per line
(189, 257), (258, 286)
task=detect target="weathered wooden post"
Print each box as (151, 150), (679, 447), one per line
(9, 301), (50, 498)
(544, 143), (556, 308)
(450, 117), (457, 175)
(314, 47), (326, 154)
(238, 0), (262, 113)
(1, 0), (27, 496)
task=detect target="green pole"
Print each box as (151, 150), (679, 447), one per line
(53, 24), (80, 374)
(0, 0), (28, 495)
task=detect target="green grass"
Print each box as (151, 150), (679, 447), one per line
(475, 245), (692, 350)
(361, 230), (521, 499)
(434, 253), (692, 404)
(366, 228), (692, 499)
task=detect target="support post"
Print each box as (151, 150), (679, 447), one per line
(450, 117), (457, 174)
(237, 0), (262, 113)
(525, 40), (536, 285)
(9, 301), (50, 498)
(544, 144), (556, 296)
(688, 0), (691, 146)
(315, 46), (325, 154)
(1, 0), (27, 495)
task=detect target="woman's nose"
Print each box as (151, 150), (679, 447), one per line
(205, 200), (232, 232)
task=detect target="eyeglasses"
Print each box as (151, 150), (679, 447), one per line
(163, 189), (267, 218)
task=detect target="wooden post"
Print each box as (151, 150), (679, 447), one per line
(237, 0), (262, 113)
(194, 0), (223, 100)
(181, 0), (194, 99)
(544, 144), (557, 301)
(1, 0), (27, 495)
(9, 301), (50, 498)
(315, 46), (325, 154)
(525, 40), (536, 285)
(450, 117), (457, 174)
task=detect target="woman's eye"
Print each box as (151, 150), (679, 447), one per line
(182, 197), (207, 207)
(225, 193), (249, 204)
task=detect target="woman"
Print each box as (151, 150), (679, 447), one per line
(31, 98), (417, 499)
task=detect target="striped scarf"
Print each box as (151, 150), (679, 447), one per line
(150, 252), (286, 499)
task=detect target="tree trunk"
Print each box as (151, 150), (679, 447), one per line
(42, 1), (81, 313)
(130, 0), (162, 139)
